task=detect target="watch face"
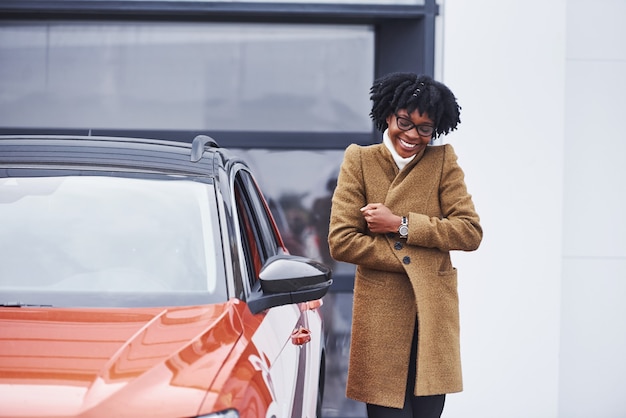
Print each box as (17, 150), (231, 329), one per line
(399, 225), (409, 236)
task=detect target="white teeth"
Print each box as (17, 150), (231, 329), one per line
(400, 139), (417, 148)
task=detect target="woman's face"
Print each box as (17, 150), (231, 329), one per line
(386, 109), (434, 159)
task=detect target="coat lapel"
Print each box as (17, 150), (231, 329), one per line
(363, 145), (442, 216)
(361, 145), (397, 204)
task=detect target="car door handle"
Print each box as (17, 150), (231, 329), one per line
(291, 326), (311, 345)
(305, 299), (323, 310)
(299, 299), (323, 312)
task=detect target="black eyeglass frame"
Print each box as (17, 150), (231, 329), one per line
(394, 114), (436, 138)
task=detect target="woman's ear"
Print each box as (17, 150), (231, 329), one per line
(386, 113), (393, 126)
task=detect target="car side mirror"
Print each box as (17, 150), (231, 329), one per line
(247, 254), (332, 314)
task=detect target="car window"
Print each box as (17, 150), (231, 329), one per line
(0, 174), (227, 307)
(233, 169), (281, 292)
(235, 185), (263, 286)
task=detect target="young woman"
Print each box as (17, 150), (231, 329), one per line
(328, 72), (483, 418)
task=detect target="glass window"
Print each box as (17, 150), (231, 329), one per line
(0, 22), (374, 133)
(0, 175), (224, 307)
(234, 169), (283, 292)
(234, 177), (264, 288)
(234, 148), (356, 282)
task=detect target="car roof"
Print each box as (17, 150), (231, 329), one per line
(0, 134), (237, 177)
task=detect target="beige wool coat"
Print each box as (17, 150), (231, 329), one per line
(328, 142), (482, 408)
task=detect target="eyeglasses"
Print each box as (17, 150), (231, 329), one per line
(394, 114), (435, 137)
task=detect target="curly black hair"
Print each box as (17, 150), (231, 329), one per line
(369, 72), (461, 138)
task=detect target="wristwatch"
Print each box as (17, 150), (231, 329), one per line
(398, 216), (408, 239)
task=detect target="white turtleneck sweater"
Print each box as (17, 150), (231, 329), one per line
(382, 128), (417, 171)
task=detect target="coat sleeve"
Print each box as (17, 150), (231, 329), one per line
(328, 144), (405, 272)
(407, 144), (483, 251)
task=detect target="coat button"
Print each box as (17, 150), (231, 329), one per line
(386, 232), (395, 238)
(402, 256), (411, 264)
(394, 241), (403, 250)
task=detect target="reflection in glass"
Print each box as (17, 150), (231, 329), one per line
(0, 176), (218, 295)
(234, 148), (344, 267)
(0, 22), (374, 133)
(234, 148), (360, 281)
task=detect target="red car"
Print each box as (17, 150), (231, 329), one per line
(0, 135), (332, 418)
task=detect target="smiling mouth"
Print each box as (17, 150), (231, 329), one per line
(400, 139), (418, 149)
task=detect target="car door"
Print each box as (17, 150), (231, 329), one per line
(232, 167), (313, 417)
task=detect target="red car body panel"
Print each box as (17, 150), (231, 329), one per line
(0, 299), (289, 417)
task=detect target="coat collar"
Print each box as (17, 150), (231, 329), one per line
(381, 129), (427, 170)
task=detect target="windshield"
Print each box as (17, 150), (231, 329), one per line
(0, 174), (226, 307)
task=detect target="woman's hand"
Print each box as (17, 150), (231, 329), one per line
(360, 203), (403, 235)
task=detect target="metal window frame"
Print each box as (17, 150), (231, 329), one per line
(0, 0), (439, 149)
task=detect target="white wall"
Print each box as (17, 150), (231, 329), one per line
(436, 1), (565, 417)
(559, 0), (626, 417)
(436, 1), (626, 417)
